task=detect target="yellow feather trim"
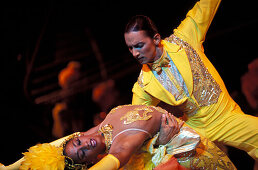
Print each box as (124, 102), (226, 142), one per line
(20, 143), (65, 170)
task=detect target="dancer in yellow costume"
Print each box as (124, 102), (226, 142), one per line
(124, 0), (258, 161)
(2, 105), (235, 169)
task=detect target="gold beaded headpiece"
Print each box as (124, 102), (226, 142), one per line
(61, 132), (88, 169)
(20, 132), (87, 170)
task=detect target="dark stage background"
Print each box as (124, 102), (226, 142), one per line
(2, 0), (257, 169)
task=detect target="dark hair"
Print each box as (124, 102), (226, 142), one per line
(124, 15), (159, 38)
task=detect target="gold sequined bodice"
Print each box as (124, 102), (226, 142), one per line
(99, 105), (168, 152)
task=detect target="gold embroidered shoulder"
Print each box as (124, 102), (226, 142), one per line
(164, 34), (222, 107)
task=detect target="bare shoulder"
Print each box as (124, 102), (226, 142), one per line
(108, 105), (166, 135)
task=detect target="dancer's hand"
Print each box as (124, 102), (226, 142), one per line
(156, 112), (184, 145)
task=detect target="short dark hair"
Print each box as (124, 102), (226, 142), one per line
(124, 15), (159, 38)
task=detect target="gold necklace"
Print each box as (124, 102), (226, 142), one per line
(98, 124), (113, 153)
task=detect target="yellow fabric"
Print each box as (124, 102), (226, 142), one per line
(89, 154), (120, 170)
(5, 133), (79, 169)
(119, 152), (154, 170)
(122, 124), (236, 170)
(141, 124), (200, 167)
(19, 143), (65, 170)
(132, 0), (258, 160)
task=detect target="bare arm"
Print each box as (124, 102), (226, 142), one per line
(110, 132), (149, 168)
(81, 124), (100, 136)
(89, 132), (150, 169)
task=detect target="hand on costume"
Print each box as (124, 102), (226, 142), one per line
(156, 112), (184, 145)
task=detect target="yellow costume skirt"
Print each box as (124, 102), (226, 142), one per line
(121, 126), (236, 170)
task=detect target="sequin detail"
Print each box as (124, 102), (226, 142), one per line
(109, 105), (125, 114)
(175, 99), (199, 117)
(120, 106), (153, 124)
(165, 34), (221, 107)
(98, 124), (113, 153)
(153, 49), (189, 101)
(137, 70), (144, 88)
(177, 137), (236, 169)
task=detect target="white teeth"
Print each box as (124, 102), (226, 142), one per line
(90, 139), (96, 147)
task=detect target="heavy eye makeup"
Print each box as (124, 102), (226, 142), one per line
(128, 42), (144, 50)
(73, 138), (81, 146)
(78, 148), (86, 160)
(134, 42), (144, 48)
(134, 42), (144, 49)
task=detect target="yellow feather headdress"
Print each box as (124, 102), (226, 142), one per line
(20, 143), (65, 170)
(20, 132), (87, 170)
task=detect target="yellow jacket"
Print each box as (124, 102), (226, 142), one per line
(132, 0), (258, 160)
(132, 0), (227, 124)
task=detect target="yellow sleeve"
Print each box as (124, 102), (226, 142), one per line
(132, 82), (160, 106)
(89, 154), (120, 170)
(174, 0), (221, 49)
(4, 158), (24, 170)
